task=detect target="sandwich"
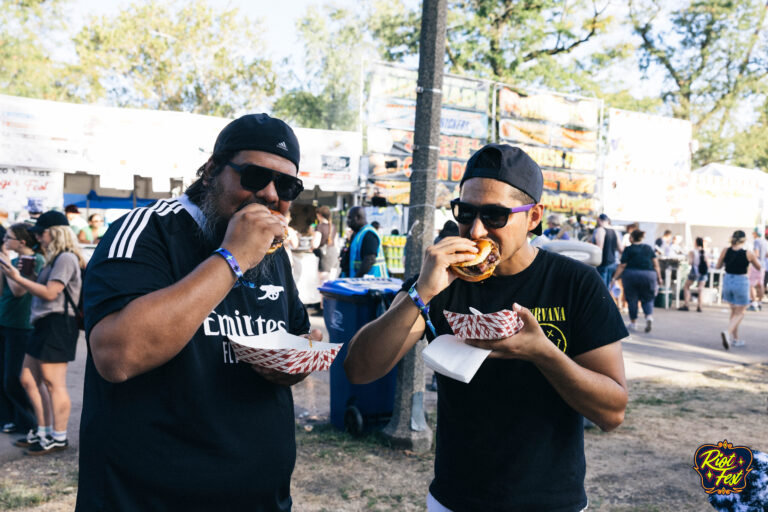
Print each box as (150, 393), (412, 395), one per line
(449, 238), (501, 282)
(267, 210), (288, 254)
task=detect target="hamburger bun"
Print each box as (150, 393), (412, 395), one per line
(450, 238), (500, 282)
(267, 210), (288, 254)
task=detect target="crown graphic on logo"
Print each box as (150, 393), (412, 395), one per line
(276, 141), (288, 151)
(693, 440), (754, 495)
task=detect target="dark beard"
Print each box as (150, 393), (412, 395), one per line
(195, 177), (279, 283)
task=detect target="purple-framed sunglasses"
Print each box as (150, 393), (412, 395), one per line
(450, 198), (535, 229)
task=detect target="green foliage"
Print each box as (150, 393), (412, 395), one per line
(70, 0), (276, 116)
(629, 0), (768, 167)
(0, 0), (74, 100)
(368, 0), (621, 93)
(272, 4), (371, 130)
(730, 106), (768, 170)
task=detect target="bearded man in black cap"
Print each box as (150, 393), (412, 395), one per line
(76, 114), (319, 511)
(345, 144), (628, 512)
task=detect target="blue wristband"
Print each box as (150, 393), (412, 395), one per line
(408, 283), (437, 337)
(214, 248), (261, 289)
(214, 247), (243, 280)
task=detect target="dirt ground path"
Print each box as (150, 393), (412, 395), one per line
(3, 363), (766, 511)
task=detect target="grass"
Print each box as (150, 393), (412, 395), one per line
(0, 482), (46, 509)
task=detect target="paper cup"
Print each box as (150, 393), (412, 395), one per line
(228, 331), (342, 374)
(443, 309), (524, 340)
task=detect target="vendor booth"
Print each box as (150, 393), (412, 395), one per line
(286, 127), (364, 305)
(603, 109), (768, 307)
(0, 93), (227, 220)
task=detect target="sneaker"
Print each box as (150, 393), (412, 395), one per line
(733, 339), (746, 347)
(721, 331), (731, 350)
(2, 422), (17, 434)
(627, 322), (637, 332)
(25, 436), (67, 456)
(14, 429), (39, 448)
(747, 305), (758, 312)
(677, 305), (689, 311)
(645, 318), (653, 333)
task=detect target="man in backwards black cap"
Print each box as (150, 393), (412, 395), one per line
(345, 144), (628, 511)
(77, 114), (320, 511)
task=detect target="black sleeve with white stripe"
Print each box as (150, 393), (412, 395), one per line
(83, 202), (178, 336)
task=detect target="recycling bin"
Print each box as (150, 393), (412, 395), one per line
(318, 277), (403, 435)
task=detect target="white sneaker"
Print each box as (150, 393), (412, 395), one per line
(721, 331), (731, 350)
(733, 339), (746, 347)
(645, 317), (653, 333)
(627, 322), (637, 332)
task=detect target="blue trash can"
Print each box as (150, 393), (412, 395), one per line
(318, 277), (403, 435)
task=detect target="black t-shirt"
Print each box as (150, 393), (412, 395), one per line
(402, 249), (627, 512)
(620, 243), (656, 271)
(600, 227), (618, 266)
(340, 231), (378, 276)
(76, 196), (310, 512)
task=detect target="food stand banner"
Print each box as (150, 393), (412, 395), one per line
(0, 94), (227, 190)
(603, 109), (692, 223)
(0, 167), (64, 213)
(497, 87), (599, 129)
(366, 63), (490, 205)
(496, 86), (601, 215)
(293, 128), (361, 193)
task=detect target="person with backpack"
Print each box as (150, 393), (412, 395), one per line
(0, 223), (46, 436)
(679, 237), (710, 312)
(0, 211), (84, 455)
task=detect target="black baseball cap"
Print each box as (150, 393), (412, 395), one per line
(213, 114), (300, 169)
(29, 210), (69, 234)
(460, 144), (544, 235)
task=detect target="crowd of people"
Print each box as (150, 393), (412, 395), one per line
(536, 211), (768, 347)
(0, 114), (763, 511)
(0, 211), (85, 455)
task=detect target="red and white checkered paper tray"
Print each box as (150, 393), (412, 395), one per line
(443, 309), (524, 340)
(228, 332), (342, 374)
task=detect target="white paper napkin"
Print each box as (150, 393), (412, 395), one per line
(422, 334), (491, 384)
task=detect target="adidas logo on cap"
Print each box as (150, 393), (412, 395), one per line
(276, 141), (288, 151)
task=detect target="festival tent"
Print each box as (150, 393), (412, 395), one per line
(683, 163), (768, 250)
(63, 190), (155, 210)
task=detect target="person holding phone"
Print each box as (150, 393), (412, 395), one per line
(0, 211), (85, 455)
(0, 224), (46, 436)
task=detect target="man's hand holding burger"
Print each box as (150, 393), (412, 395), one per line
(464, 303), (554, 362)
(415, 237), (479, 303)
(221, 204), (288, 271)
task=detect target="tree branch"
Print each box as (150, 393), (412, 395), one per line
(522, 0), (602, 62)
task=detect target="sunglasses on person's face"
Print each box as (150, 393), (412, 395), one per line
(227, 161), (304, 201)
(450, 199), (535, 229)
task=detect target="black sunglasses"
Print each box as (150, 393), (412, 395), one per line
(227, 161), (304, 201)
(450, 198), (535, 229)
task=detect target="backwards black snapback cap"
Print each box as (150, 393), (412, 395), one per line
(29, 210), (69, 234)
(460, 143), (544, 236)
(213, 114), (301, 169)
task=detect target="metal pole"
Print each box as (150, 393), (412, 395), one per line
(382, 0), (446, 453)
